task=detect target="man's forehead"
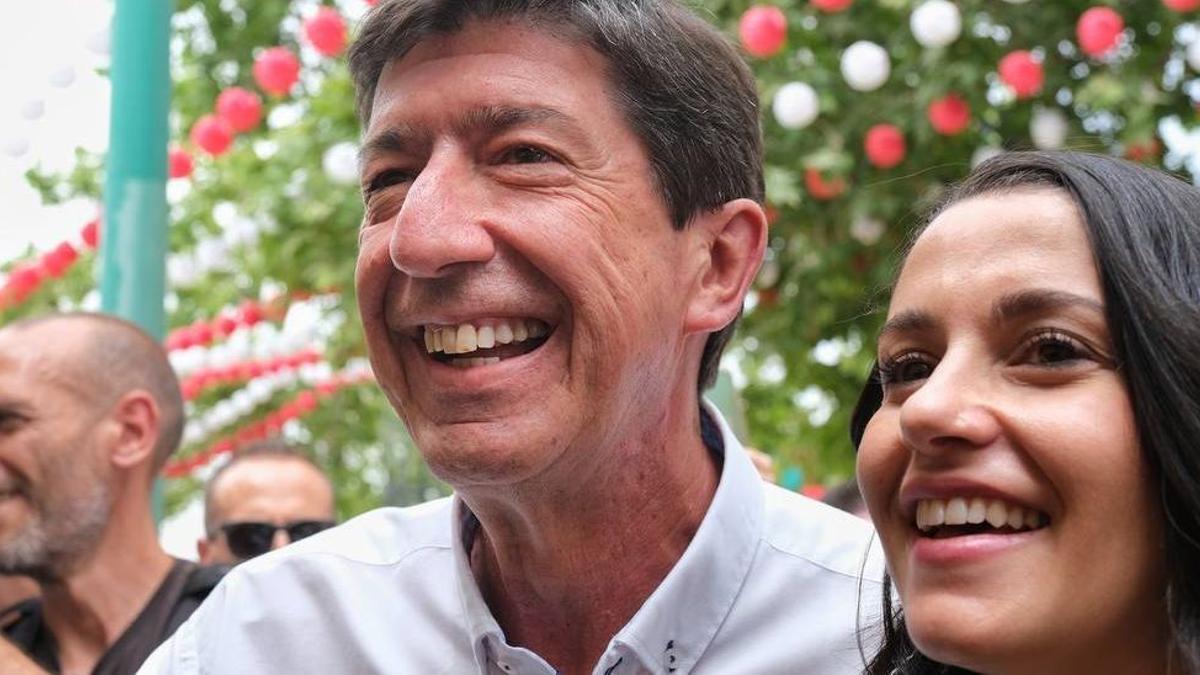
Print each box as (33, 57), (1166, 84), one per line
(368, 19), (608, 121)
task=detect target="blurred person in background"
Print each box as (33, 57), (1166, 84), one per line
(0, 314), (224, 675)
(822, 479), (868, 520)
(197, 440), (335, 565)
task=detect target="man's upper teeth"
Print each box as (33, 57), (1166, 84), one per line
(915, 497), (1043, 532)
(423, 319), (547, 355)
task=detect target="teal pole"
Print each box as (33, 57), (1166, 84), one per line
(101, 0), (173, 335)
(102, 0), (174, 523)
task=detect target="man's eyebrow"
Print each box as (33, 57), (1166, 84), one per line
(878, 310), (937, 343)
(991, 288), (1105, 325)
(359, 126), (425, 169)
(359, 105), (585, 169)
(452, 105), (576, 139)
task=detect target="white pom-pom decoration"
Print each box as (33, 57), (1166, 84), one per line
(971, 146), (1004, 167)
(850, 217), (885, 246)
(772, 82), (820, 130)
(87, 28), (111, 56)
(322, 142), (359, 184)
(841, 41), (891, 92)
(1187, 40), (1200, 73)
(20, 100), (45, 121)
(2, 137), (30, 158)
(910, 1), (962, 49)
(1031, 107), (1069, 149)
(48, 66), (76, 88)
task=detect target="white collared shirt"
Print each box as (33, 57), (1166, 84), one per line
(140, 405), (884, 675)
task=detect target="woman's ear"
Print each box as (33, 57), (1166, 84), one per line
(683, 198), (768, 336)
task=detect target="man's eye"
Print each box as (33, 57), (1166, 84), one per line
(501, 146), (554, 165)
(364, 169), (414, 196)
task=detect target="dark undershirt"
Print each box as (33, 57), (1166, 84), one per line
(1, 559), (225, 675)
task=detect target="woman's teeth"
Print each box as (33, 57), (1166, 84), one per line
(916, 497), (1045, 534)
(422, 319), (549, 357)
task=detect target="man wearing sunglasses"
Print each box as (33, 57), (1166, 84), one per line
(197, 441), (335, 565)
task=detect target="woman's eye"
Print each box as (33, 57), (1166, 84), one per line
(1025, 331), (1087, 366)
(878, 353), (934, 386)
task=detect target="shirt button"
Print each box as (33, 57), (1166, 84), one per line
(496, 662), (512, 673)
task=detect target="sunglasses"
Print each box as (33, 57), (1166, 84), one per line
(219, 520), (336, 560)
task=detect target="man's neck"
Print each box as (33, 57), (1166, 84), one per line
(463, 403), (722, 675)
(38, 497), (173, 675)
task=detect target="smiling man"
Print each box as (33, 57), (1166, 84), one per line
(142, 2), (880, 674)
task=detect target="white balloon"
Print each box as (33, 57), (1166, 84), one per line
(772, 82), (820, 130)
(322, 142), (359, 184)
(1031, 107), (1069, 149)
(2, 137), (30, 158)
(1187, 39), (1200, 73)
(20, 99), (45, 121)
(48, 66), (76, 88)
(841, 41), (891, 92)
(910, 1), (961, 49)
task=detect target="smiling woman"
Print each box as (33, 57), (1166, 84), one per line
(852, 151), (1200, 674)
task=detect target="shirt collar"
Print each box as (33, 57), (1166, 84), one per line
(451, 401), (764, 674)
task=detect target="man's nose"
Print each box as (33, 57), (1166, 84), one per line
(898, 354), (1002, 457)
(388, 151), (496, 279)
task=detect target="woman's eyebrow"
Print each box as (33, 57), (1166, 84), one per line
(877, 310), (937, 344)
(990, 288), (1105, 326)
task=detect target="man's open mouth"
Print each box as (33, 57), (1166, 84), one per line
(420, 318), (553, 368)
(915, 497), (1049, 539)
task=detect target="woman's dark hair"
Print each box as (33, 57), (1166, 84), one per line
(851, 151), (1200, 674)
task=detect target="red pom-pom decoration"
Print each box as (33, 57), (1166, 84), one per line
(1077, 7), (1124, 58)
(168, 148), (194, 179)
(998, 50), (1044, 99)
(81, 219), (101, 249)
(214, 314), (239, 337)
(810, 0), (853, 12)
(238, 300), (264, 326)
(40, 242), (79, 279)
(7, 265), (43, 298)
(190, 115), (234, 157)
(253, 47), (301, 96)
(1163, 0), (1199, 12)
(928, 94), (970, 135)
(804, 167), (847, 201)
(864, 124), (906, 169)
(304, 8), (348, 57)
(215, 87), (263, 133)
(739, 6), (788, 58)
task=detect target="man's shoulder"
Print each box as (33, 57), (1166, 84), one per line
(758, 483), (884, 584)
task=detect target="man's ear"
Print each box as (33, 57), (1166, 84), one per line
(684, 198), (768, 336)
(107, 390), (161, 470)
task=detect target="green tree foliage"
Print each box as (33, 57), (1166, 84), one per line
(3, 0), (1198, 512)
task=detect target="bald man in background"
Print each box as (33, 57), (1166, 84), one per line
(0, 313), (223, 674)
(198, 441), (335, 566)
